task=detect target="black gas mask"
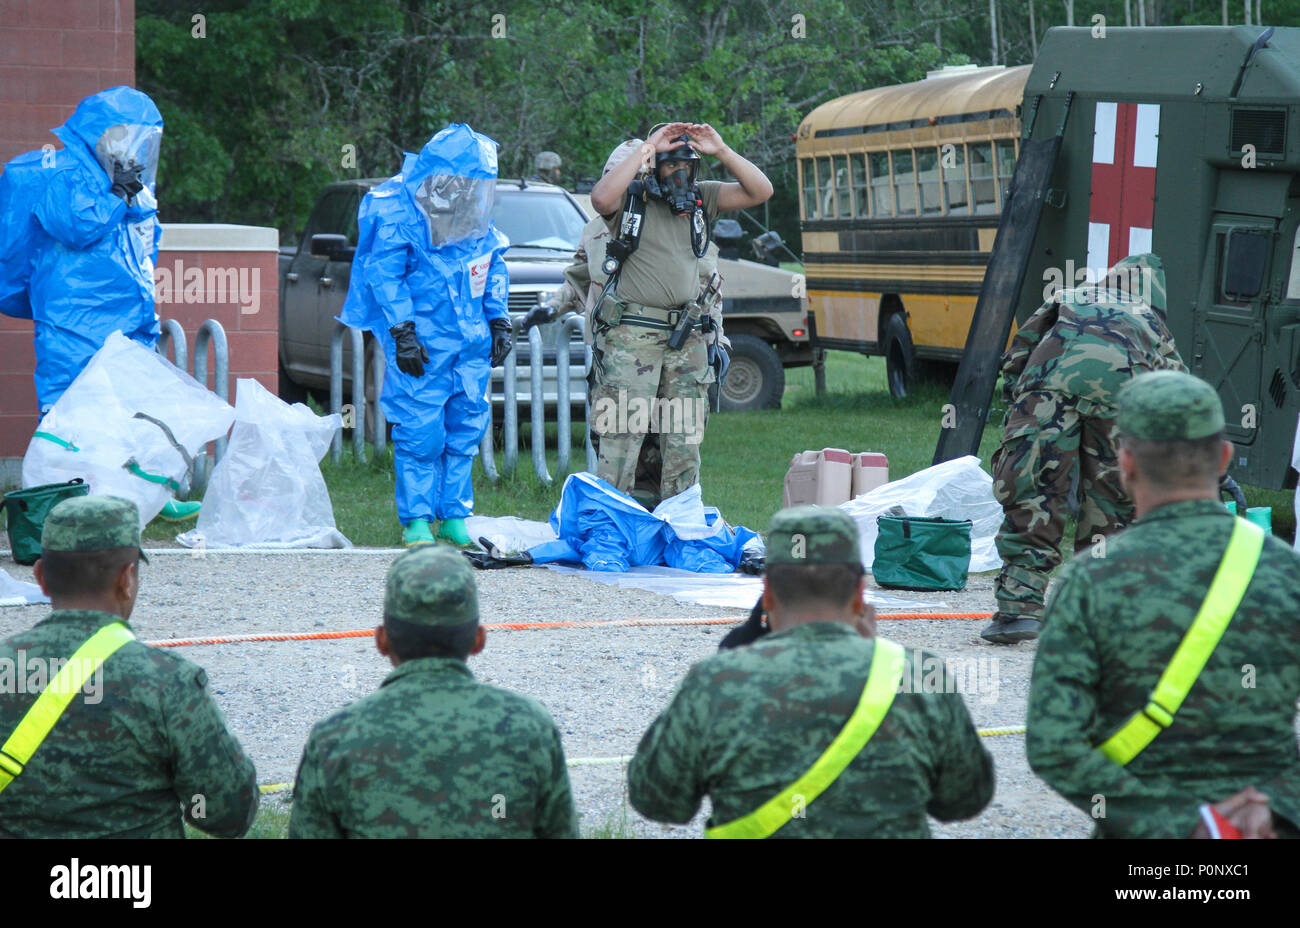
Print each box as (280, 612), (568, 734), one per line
(647, 136), (701, 216)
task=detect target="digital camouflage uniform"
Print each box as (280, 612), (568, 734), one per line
(988, 254), (1186, 636)
(1026, 372), (1300, 838)
(628, 506), (994, 837)
(588, 180), (723, 505)
(289, 545), (576, 838)
(0, 496), (259, 838)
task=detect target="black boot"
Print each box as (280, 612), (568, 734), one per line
(980, 613), (1041, 644)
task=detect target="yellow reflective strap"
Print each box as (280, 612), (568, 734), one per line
(0, 622), (134, 795)
(705, 637), (906, 839)
(1097, 518), (1266, 766)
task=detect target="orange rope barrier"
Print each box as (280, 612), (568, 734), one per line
(141, 612), (994, 648)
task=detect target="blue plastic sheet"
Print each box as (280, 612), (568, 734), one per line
(339, 124), (509, 523)
(527, 473), (762, 573)
(0, 86), (163, 410)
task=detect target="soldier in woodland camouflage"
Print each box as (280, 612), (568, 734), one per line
(0, 496), (259, 837)
(983, 253), (1187, 644)
(289, 544), (575, 838)
(1026, 371), (1300, 838)
(628, 506), (994, 837)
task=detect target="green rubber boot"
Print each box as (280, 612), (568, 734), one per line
(402, 519), (435, 547)
(159, 499), (202, 522)
(435, 518), (472, 546)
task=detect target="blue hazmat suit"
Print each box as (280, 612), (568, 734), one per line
(338, 124), (509, 525)
(0, 86), (163, 411)
(526, 473), (762, 573)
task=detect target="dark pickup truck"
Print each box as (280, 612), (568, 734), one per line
(277, 178), (589, 430)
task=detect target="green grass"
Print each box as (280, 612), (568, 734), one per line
(22, 349), (1294, 547)
(184, 800), (290, 839)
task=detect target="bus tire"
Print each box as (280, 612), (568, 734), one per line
(882, 312), (915, 400)
(717, 333), (785, 411)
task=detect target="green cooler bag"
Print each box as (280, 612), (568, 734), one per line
(872, 515), (972, 591)
(2, 478), (90, 565)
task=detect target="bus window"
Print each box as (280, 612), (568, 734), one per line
(870, 152), (892, 216)
(996, 140), (1017, 209)
(817, 156), (834, 218)
(852, 155), (870, 218)
(943, 144), (970, 215)
(894, 150), (917, 216)
(801, 159), (819, 220)
(834, 155), (852, 218)
(970, 142), (997, 214)
(917, 148), (942, 216)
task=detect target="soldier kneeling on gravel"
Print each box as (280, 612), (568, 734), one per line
(289, 545), (576, 838)
(628, 505), (994, 838)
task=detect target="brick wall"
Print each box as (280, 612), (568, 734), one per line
(0, 225), (280, 481)
(0, 0), (135, 164)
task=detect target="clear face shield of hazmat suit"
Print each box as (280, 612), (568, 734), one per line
(0, 86), (164, 411)
(338, 123), (510, 542)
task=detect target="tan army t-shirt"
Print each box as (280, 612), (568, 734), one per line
(602, 180), (722, 309)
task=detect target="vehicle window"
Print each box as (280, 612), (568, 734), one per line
(817, 156), (834, 219)
(303, 189), (360, 245)
(917, 148), (942, 216)
(492, 190), (584, 251)
(870, 152), (892, 217)
(852, 155), (869, 218)
(802, 159), (819, 220)
(970, 143), (997, 214)
(834, 155), (852, 218)
(1221, 228), (1269, 302)
(893, 150), (917, 216)
(1287, 222), (1300, 301)
(943, 143), (970, 215)
(996, 140), (1017, 209)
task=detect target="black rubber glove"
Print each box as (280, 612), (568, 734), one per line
(737, 546), (764, 575)
(110, 162), (144, 200)
(489, 317), (513, 367)
(389, 321), (428, 377)
(463, 537), (534, 569)
(521, 304), (557, 332)
(718, 596), (769, 650)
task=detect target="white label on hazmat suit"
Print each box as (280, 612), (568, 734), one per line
(467, 253), (491, 298)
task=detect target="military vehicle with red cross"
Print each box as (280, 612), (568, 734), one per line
(930, 25), (1300, 493)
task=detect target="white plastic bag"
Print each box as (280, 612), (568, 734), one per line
(177, 378), (350, 548)
(22, 332), (235, 527)
(841, 455), (1004, 572)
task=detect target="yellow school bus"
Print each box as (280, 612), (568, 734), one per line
(796, 63), (1030, 397)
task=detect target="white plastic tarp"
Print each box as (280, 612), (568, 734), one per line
(177, 378), (349, 549)
(0, 569), (47, 606)
(841, 455), (1003, 572)
(22, 332), (235, 526)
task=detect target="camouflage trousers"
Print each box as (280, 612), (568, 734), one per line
(991, 391), (1133, 619)
(589, 320), (713, 506)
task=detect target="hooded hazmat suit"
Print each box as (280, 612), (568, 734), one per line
(0, 86), (163, 411)
(338, 124), (509, 526)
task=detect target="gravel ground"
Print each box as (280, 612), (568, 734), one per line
(0, 549), (1091, 838)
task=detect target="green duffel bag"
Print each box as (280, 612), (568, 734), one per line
(2, 478), (90, 566)
(872, 515), (972, 591)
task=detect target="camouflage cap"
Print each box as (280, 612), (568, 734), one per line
(765, 505), (862, 567)
(384, 545), (479, 627)
(1116, 370), (1226, 441)
(603, 139), (644, 176)
(41, 495), (148, 562)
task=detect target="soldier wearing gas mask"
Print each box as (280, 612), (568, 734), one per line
(584, 123), (771, 502)
(340, 124), (511, 547)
